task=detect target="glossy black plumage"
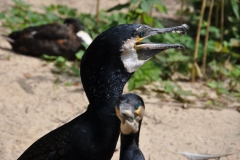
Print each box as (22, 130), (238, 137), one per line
(18, 24), (187, 160)
(6, 18), (86, 60)
(115, 93), (145, 160)
(120, 134), (145, 160)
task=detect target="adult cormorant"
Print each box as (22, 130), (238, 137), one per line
(18, 23), (188, 160)
(115, 93), (145, 160)
(4, 18), (92, 60)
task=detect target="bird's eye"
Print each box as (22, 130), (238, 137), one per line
(138, 31), (144, 38)
(135, 102), (140, 109)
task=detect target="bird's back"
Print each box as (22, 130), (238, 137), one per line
(8, 23), (71, 40)
(8, 23), (82, 60)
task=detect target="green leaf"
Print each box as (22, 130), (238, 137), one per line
(70, 66), (80, 76)
(106, 2), (130, 12)
(140, 0), (152, 12)
(143, 13), (153, 24)
(206, 100), (213, 105)
(65, 82), (73, 86)
(206, 81), (218, 89)
(42, 54), (57, 60)
(55, 56), (66, 66)
(75, 50), (85, 60)
(131, 0), (140, 3)
(164, 81), (174, 95)
(148, 0), (163, 5)
(207, 40), (216, 52)
(230, 0), (240, 19)
(128, 80), (135, 91)
(128, 60), (161, 91)
(176, 88), (193, 96)
(155, 4), (167, 13)
(0, 12), (5, 19)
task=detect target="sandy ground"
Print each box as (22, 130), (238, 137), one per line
(0, 0), (240, 160)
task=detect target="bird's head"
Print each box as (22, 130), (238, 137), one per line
(64, 18), (93, 45)
(120, 24), (188, 72)
(64, 18), (85, 33)
(115, 93), (145, 134)
(82, 23), (188, 73)
(81, 24), (188, 106)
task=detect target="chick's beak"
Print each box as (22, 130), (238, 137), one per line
(135, 24), (189, 60)
(122, 110), (134, 123)
(134, 107), (141, 116)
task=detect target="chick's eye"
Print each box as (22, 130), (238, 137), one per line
(138, 31), (144, 38)
(135, 102), (140, 109)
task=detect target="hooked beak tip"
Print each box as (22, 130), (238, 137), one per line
(178, 44), (185, 50)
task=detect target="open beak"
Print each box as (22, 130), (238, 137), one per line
(122, 111), (134, 123)
(135, 24), (189, 60)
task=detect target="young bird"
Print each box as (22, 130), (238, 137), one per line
(115, 93), (145, 160)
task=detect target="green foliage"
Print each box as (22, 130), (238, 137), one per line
(0, 0), (60, 30)
(106, 0), (165, 27)
(230, 0), (240, 20)
(0, 0), (239, 104)
(206, 81), (229, 95)
(152, 80), (194, 102)
(128, 60), (161, 91)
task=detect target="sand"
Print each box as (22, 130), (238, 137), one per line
(0, 1), (240, 159)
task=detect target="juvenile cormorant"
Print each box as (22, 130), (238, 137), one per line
(115, 93), (145, 160)
(18, 24), (188, 160)
(4, 18), (92, 60)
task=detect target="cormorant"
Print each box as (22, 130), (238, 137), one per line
(4, 18), (92, 60)
(18, 23), (188, 160)
(115, 93), (145, 160)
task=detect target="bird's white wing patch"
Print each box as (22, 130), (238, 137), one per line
(76, 31), (93, 45)
(31, 31), (37, 35)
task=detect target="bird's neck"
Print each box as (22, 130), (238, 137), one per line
(82, 66), (133, 114)
(120, 132), (137, 150)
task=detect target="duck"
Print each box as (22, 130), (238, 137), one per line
(115, 93), (145, 160)
(18, 23), (188, 160)
(4, 18), (92, 60)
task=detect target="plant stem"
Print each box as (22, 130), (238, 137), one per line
(96, 0), (100, 27)
(191, 0), (206, 82)
(149, 5), (154, 26)
(202, 0), (215, 76)
(180, 0), (184, 24)
(215, 2), (219, 26)
(220, 0), (224, 45)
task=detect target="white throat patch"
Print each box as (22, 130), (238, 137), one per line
(120, 38), (148, 73)
(121, 119), (139, 135)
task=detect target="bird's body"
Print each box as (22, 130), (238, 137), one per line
(119, 134), (145, 160)
(18, 109), (119, 159)
(115, 93), (145, 160)
(5, 18), (92, 60)
(18, 24), (188, 160)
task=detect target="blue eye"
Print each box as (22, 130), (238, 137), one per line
(138, 31), (144, 37)
(135, 102), (140, 109)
